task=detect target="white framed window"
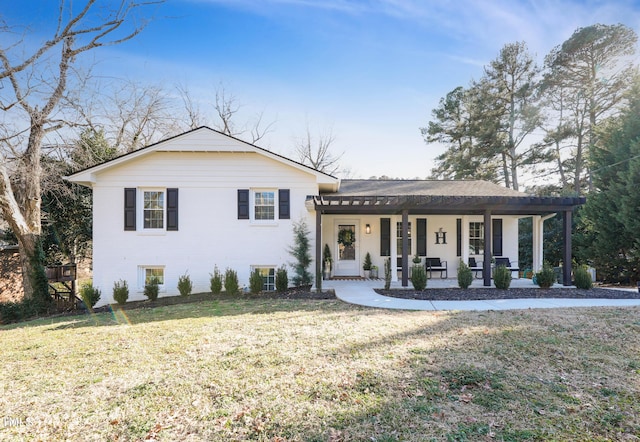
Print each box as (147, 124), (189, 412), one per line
(469, 222), (484, 255)
(252, 190), (276, 221)
(138, 266), (165, 290)
(143, 190), (165, 229)
(252, 266), (275, 291)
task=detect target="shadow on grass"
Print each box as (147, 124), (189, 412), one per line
(7, 291), (366, 331)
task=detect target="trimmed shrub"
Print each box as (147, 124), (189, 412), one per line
(384, 257), (392, 290)
(0, 302), (28, 324)
(493, 265), (512, 290)
(224, 268), (240, 295)
(323, 244), (332, 272)
(249, 269), (263, 294)
(535, 265), (556, 289)
(457, 261), (473, 289)
(276, 266), (288, 293)
(177, 273), (192, 297)
(411, 266), (427, 291)
(80, 283), (101, 308)
(112, 279), (129, 305)
(574, 266), (593, 290)
(363, 252), (372, 271)
(144, 276), (160, 301)
(210, 266), (223, 295)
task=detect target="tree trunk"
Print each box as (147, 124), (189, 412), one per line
(501, 152), (511, 188)
(17, 233), (49, 303)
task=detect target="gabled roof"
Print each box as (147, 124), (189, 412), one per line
(65, 126), (340, 191)
(311, 179), (585, 216)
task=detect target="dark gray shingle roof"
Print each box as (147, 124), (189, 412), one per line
(332, 180), (529, 197)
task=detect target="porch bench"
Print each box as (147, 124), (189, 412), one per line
(468, 257), (483, 279)
(494, 257), (520, 279)
(425, 258), (447, 279)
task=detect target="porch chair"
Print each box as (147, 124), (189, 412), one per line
(425, 258), (448, 279)
(468, 257), (483, 279)
(494, 257), (520, 279)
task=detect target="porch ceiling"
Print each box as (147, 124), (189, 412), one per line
(308, 194), (586, 216)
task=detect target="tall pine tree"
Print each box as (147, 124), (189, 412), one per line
(580, 77), (640, 282)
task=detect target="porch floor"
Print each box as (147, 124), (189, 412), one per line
(322, 278), (640, 311)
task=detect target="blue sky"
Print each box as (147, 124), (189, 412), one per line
(4, 0), (640, 179)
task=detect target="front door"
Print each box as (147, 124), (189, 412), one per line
(334, 221), (360, 276)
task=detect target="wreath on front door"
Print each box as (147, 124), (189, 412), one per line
(338, 229), (355, 247)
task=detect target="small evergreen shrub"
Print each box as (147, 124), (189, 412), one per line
(276, 266), (288, 293)
(411, 266), (427, 291)
(224, 268), (240, 295)
(574, 266), (593, 290)
(457, 261), (473, 289)
(0, 302), (28, 324)
(249, 269), (264, 294)
(144, 276), (160, 301)
(323, 244), (332, 272)
(80, 282), (101, 308)
(289, 219), (313, 287)
(535, 265), (556, 289)
(363, 252), (372, 271)
(177, 273), (192, 297)
(493, 265), (512, 289)
(113, 279), (129, 305)
(210, 266), (223, 295)
(384, 257), (392, 290)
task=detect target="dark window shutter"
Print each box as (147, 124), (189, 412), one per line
(456, 218), (462, 257)
(238, 189), (249, 219)
(380, 218), (391, 257)
(492, 218), (503, 257)
(417, 218), (427, 256)
(278, 189), (290, 219)
(167, 188), (179, 231)
(124, 188), (136, 231)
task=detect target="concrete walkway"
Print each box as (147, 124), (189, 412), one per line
(323, 278), (640, 311)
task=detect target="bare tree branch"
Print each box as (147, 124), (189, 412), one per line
(293, 125), (343, 175)
(0, 0), (164, 300)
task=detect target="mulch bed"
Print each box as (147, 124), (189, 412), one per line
(375, 287), (640, 301)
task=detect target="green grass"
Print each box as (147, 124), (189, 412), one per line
(1, 299), (640, 441)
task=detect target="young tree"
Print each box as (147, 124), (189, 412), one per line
(543, 24), (638, 194)
(288, 218), (313, 287)
(0, 1), (160, 303)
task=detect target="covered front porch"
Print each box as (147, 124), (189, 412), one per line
(308, 180), (586, 288)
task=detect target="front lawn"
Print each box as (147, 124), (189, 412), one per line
(1, 298), (639, 441)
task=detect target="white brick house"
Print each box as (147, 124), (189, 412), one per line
(67, 127), (585, 306)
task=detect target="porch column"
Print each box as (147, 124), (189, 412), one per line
(461, 215), (470, 264)
(562, 209), (572, 286)
(532, 215), (542, 272)
(390, 216), (398, 282)
(401, 209), (409, 287)
(483, 209), (492, 286)
(315, 209), (322, 290)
